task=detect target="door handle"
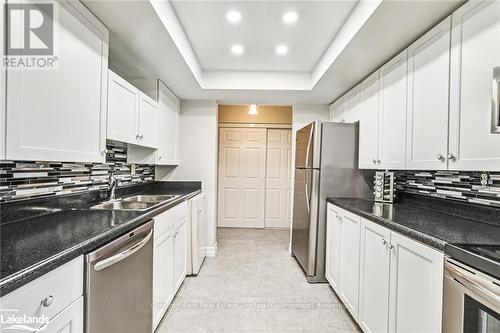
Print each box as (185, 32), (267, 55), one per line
(304, 123), (314, 168)
(305, 183), (310, 213)
(93, 230), (152, 271)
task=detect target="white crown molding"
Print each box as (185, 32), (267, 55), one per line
(151, 0), (381, 91)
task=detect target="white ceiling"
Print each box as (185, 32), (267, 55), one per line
(82, 0), (464, 105)
(170, 1), (357, 72)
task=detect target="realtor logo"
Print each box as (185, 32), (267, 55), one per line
(6, 3), (53, 55)
(3, 1), (58, 69)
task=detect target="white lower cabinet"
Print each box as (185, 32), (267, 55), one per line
(359, 219), (391, 333)
(326, 203), (444, 333)
(0, 257), (83, 333)
(39, 297), (84, 333)
(325, 205), (361, 320)
(152, 202), (188, 331)
(174, 218), (188, 292)
(388, 232), (444, 333)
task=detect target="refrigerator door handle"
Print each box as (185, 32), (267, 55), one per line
(304, 123), (314, 168)
(305, 183), (310, 213)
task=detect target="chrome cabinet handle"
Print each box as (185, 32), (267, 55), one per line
(437, 154), (444, 160)
(376, 160), (381, 164)
(41, 295), (54, 307)
(140, 134), (144, 139)
(388, 243), (394, 250)
(382, 239), (387, 245)
(136, 134), (140, 139)
(447, 153), (455, 161)
(372, 158), (377, 164)
(492, 66), (500, 133)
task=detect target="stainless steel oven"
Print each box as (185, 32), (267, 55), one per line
(443, 257), (500, 333)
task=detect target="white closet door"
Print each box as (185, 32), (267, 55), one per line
(265, 129), (292, 228)
(218, 128), (267, 228)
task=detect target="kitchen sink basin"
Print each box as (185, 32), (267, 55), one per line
(122, 195), (179, 203)
(90, 194), (180, 211)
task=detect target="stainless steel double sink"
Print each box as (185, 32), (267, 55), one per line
(90, 194), (180, 211)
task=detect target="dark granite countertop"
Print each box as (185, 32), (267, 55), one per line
(326, 194), (500, 251)
(0, 181), (201, 296)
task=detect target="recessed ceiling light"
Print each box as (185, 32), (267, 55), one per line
(231, 44), (244, 55)
(226, 10), (242, 23)
(275, 45), (288, 55)
(282, 11), (298, 24)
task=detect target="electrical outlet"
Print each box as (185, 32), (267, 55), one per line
(131, 164), (136, 175)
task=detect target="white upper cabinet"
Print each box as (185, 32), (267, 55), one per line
(449, 0), (500, 171)
(156, 81), (180, 165)
(332, 96), (347, 123)
(5, 1), (108, 162)
(359, 71), (380, 169)
(138, 93), (157, 148)
(389, 232), (444, 333)
(378, 50), (408, 170)
(107, 70), (157, 148)
(406, 17), (451, 170)
(107, 70), (139, 144)
(345, 86), (361, 124)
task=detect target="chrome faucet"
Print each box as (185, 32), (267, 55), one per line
(108, 168), (118, 201)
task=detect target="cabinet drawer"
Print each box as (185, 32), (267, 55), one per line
(38, 296), (83, 333)
(0, 256), (83, 331)
(154, 201), (188, 239)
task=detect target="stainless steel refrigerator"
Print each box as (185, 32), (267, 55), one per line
(291, 121), (374, 283)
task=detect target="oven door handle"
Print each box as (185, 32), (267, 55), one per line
(445, 263), (500, 307)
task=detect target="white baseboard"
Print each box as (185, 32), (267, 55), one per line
(205, 243), (218, 257)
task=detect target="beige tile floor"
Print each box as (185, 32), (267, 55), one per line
(157, 228), (358, 333)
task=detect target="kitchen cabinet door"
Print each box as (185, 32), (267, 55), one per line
(107, 70), (139, 145)
(406, 17), (451, 170)
(174, 218), (188, 292)
(359, 71), (380, 169)
(345, 87), (361, 124)
(325, 204), (342, 292)
(332, 97), (347, 123)
(38, 297), (83, 333)
(449, 0), (500, 171)
(359, 218), (391, 333)
(6, 1), (108, 162)
(156, 81), (180, 165)
(388, 232), (444, 333)
(378, 50), (408, 170)
(338, 209), (361, 320)
(153, 229), (175, 330)
(138, 93), (158, 148)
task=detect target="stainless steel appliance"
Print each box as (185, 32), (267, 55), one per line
(443, 244), (500, 333)
(85, 221), (154, 333)
(291, 121), (373, 283)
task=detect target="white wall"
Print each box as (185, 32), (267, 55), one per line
(289, 104), (330, 250)
(159, 100), (219, 256)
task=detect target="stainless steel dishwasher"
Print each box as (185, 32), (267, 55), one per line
(85, 220), (153, 333)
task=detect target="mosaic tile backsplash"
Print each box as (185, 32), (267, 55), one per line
(0, 143), (155, 202)
(395, 170), (500, 208)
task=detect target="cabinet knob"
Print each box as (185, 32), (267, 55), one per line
(437, 154), (444, 160)
(372, 159), (377, 164)
(447, 153), (455, 161)
(136, 134), (140, 139)
(159, 156), (162, 160)
(388, 243), (394, 250)
(382, 239), (387, 246)
(376, 159), (381, 164)
(101, 149), (107, 156)
(41, 295), (54, 307)
(140, 134), (144, 140)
